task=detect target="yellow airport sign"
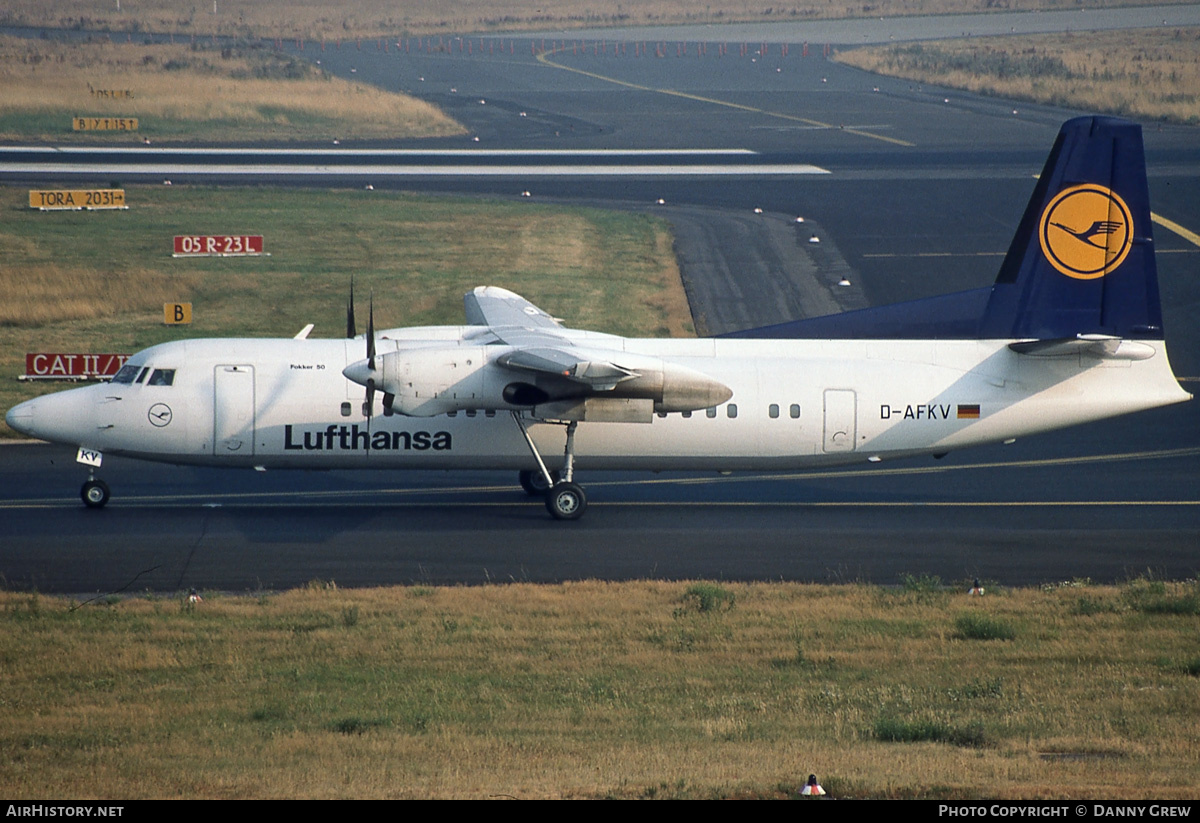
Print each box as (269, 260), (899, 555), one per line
(164, 303), (193, 325)
(73, 117), (138, 131)
(29, 189), (126, 210)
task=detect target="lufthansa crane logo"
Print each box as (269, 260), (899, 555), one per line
(1038, 184), (1133, 280)
(147, 403), (173, 427)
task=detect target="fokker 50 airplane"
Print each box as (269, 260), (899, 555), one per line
(5, 116), (1192, 519)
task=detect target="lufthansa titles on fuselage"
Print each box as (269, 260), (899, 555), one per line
(283, 424), (451, 452)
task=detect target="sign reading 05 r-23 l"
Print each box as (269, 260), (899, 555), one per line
(173, 235), (265, 257)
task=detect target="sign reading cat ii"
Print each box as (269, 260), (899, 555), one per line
(73, 117), (138, 131)
(29, 189), (126, 210)
(23, 353), (130, 380)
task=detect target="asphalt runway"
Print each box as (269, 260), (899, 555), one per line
(2, 12), (1198, 592)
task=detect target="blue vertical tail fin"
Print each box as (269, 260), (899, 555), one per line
(978, 115), (1162, 340)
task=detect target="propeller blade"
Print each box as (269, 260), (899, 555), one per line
(363, 292), (377, 420)
(346, 278), (357, 339)
(367, 293), (376, 370)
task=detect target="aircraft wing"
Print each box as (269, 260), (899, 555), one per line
(464, 286), (562, 330)
(462, 287), (639, 390)
(496, 347), (638, 390)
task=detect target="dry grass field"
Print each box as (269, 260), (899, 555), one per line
(835, 27), (1200, 124)
(1, 579), (1197, 799)
(0, 35), (464, 142)
(0, 0), (1191, 39)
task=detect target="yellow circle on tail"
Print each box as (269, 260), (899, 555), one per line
(1038, 184), (1133, 280)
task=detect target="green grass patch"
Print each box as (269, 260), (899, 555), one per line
(679, 582), (736, 614)
(953, 613), (1016, 641)
(1122, 578), (1200, 616)
(1, 184), (691, 436)
(1070, 595), (1120, 616)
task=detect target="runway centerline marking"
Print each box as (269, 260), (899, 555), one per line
(534, 50), (915, 148)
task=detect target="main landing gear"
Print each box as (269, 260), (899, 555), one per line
(512, 413), (587, 520)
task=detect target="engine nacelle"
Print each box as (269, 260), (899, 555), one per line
(353, 345), (733, 418)
(380, 346), (516, 417)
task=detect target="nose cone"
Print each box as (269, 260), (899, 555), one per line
(342, 359), (378, 388)
(6, 398), (37, 437)
(5, 387), (98, 444)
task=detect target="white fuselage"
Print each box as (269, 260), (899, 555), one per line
(10, 327), (1189, 473)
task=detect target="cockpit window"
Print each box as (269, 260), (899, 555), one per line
(111, 364), (139, 384)
(147, 369), (176, 386)
(136, 367), (149, 384)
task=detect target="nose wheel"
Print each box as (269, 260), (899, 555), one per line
(81, 479), (111, 509)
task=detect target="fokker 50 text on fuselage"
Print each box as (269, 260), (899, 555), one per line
(6, 117), (1190, 519)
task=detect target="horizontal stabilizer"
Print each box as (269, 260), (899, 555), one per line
(1009, 335), (1155, 360)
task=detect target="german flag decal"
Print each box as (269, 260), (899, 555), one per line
(957, 404), (981, 419)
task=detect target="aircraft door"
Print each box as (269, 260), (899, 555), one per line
(822, 389), (857, 453)
(214, 365), (255, 455)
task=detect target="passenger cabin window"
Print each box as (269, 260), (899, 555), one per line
(706, 407), (717, 419)
(111, 364), (139, 384)
(681, 411), (691, 418)
(147, 369), (175, 386)
(341, 402), (352, 417)
(727, 404), (737, 419)
(790, 404), (801, 419)
(769, 403), (779, 419)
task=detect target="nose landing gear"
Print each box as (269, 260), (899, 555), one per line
(81, 478), (111, 509)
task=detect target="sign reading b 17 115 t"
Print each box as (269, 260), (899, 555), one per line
(29, 189), (126, 211)
(173, 235), (266, 257)
(23, 353), (130, 381)
(72, 117), (138, 131)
